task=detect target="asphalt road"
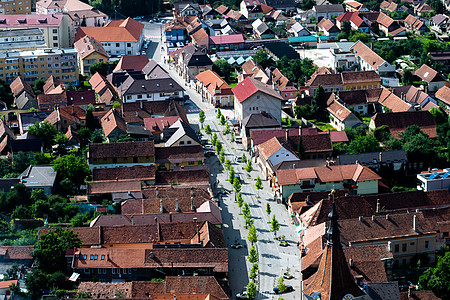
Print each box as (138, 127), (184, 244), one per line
(153, 25), (302, 299)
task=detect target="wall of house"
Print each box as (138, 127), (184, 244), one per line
(89, 156), (155, 170)
(268, 148), (298, 167)
(156, 160), (203, 170)
(123, 90), (183, 103)
(101, 41), (141, 57)
(80, 52), (107, 76)
(237, 91), (282, 124)
(429, 81), (446, 92)
(329, 114), (345, 131)
(169, 135), (200, 147)
(309, 85), (343, 95)
(347, 103), (368, 115)
(344, 81), (380, 91)
(356, 180), (378, 194)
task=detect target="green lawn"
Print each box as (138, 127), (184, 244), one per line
(361, 117), (372, 125)
(229, 83), (238, 88)
(309, 120), (335, 131)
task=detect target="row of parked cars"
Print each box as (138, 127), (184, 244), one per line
(134, 16), (166, 23)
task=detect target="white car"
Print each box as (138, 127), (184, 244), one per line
(167, 42), (174, 48)
(176, 41), (184, 47)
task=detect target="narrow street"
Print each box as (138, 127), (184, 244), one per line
(148, 27), (302, 298)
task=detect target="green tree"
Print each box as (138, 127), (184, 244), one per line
(350, 31), (370, 43)
(242, 202), (250, 217)
(89, 61), (109, 77)
(373, 125), (391, 142)
(311, 85), (328, 122)
(225, 159), (232, 171)
(255, 176), (263, 197)
(248, 245), (258, 263)
(11, 205), (31, 219)
(266, 203), (271, 215)
(211, 132), (217, 145)
(28, 121), (58, 149)
(0, 183), (31, 214)
(26, 269), (49, 298)
(220, 114), (226, 126)
(215, 140), (223, 154)
(246, 281), (257, 299)
(85, 104), (96, 131)
(0, 79), (14, 107)
(11, 151), (34, 173)
(32, 78), (46, 95)
(295, 104), (314, 120)
(277, 277), (287, 293)
(216, 108), (222, 119)
(245, 160), (253, 173)
(271, 214), (280, 235)
(419, 251), (450, 298)
(301, 0), (315, 10)
(249, 265), (257, 280)
(233, 177), (241, 193)
(205, 124), (212, 135)
(241, 153), (247, 163)
(253, 49), (275, 69)
(213, 59), (233, 82)
(229, 168), (235, 183)
(32, 227), (81, 273)
(347, 134), (382, 154)
(198, 110), (206, 128)
(219, 149), (225, 164)
(231, 131), (235, 142)
(237, 192), (243, 211)
(248, 225), (258, 245)
(223, 122), (231, 134)
(53, 154), (90, 184)
(402, 70), (414, 85)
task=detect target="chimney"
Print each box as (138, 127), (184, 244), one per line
(401, 92), (405, 100)
(408, 286), (413, 298)
(285, 129), (289, 141)
(386, 214), (390, 220)
(379, 152), (382, 163)
(306, 195), (310, 202)
(154, 217), (158, 224)
(131, 215), (134, 225)
(175, 199), (180, 212)
(413, 215), (417, 232)
(355, 160), (359, 165)
(299, 127), (302, 136)
(160, 199), (163, 213)
(155, 187), (159, 198)
(72, 104), (74, 114)
(190, 187), (194, 197)
(372, 215), (375, 221)
(349, 258), (353, 267)
(191, 196), (195, 211)
(388, 241), (392, 252)
(140, 101), (143, 109)
(359, 216), (364, 221)
(376, 199), (380, 213)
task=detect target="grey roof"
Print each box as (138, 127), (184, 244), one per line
(15, 92), (38, 110)
(242, 112), (280, 129)
(164, 120), (200, 147)
(265, 0), (297, 9)
(182, 44), (213, 67)
(143, 60), (170, 79)
(126, 124), (153, 136)
(20, 165), (56, 188)
(204, 19), (228, 29)
(337, 150), (407, 166)
(180, 3), (201, 13)
(119, 77), (184, 96)
(0, 28), (44, 37)
(19, 111), (53, 132)
(264, 42), (299, 60)
(313, 4), (345, 13)
(363, 282), (400, 300)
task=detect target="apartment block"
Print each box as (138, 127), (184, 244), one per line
(0, 28), (46, 51)
(0, 48), (79, 85)
(0, 14), (73, 48)
(0, 0), (32, 15)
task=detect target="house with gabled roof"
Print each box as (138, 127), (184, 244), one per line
(89, 72), (119, 105)
(75, 17), (144, 57)
(336, 11), (370, 32)
(435, 85), (450, 110)
(327, 93), (364, 131)
(276, 162), (381, 199)
(44, 105), (86, 132)
(163, 120), (201, 147)
(317, 18), (340, 38)
(252, 18), (275, 39)
(74, 35), (108, 76)
(351, 41), (399, 87)
(196, 70), (233, 107)
(10, 76), (37, 110)
(414, 64), (447, 92)
(376, 12), (405, 36)
(391, 85), (435, 110)
(143, 116), (181, 142)
(414, 2), (433, 16)
(232, 76), (284, 124)
(380, 0), (399, 13)
(174, 44), (213, 82)
(369, 111), (437, 138)
(307, 70), (381, 95)
(431, 14), (450, 33)
(404, 14), (429, 35)
(312, 4), (345, 20)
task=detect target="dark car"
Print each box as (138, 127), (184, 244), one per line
(231, 243), (243, 249)
(204, 151), (215, 157)
(236, 291), (250, 299)
(273, 285), (294, 294)
(279, 240), (289, 247)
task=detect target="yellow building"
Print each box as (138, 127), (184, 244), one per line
(74, 36), (108, 76)
(0, 48), (79, 85)
(342, 70), (381, 91)
(0, 0), (32, 15)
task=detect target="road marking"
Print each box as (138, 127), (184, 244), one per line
(145, 35), (161, 39)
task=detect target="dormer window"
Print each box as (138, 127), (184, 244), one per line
(17, 19), (26, 23)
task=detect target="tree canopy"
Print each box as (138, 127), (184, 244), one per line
(28, 121), (58, 149)
(419, 251), (450, 299)
(53, 154), (90, 185)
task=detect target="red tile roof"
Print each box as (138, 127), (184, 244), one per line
(232, 76), (283, 103)
(435, 85), (450, 105)
(209, 34), (245, 45)
(371, 111), (437, 138)
(0, 246), (33, 260)
(113, 55), (149, 72)
(74, 35), (108, 60)
(76, 17), (143, 42)
(276, 164), (381, 186)
(196, 70), (232, 96)
(143, 116), (181, 133)
(92, 165), (156, 182)
(0, 14), (62, 28)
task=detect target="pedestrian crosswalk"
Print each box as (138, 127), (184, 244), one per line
(145, 35), (161, 39)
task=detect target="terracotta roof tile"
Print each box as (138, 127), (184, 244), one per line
(232, 76), (283, 102)
(155, 145), (204, 163)
(100, 109), (127, 138)
(89, 140), (155, 159)
(74, 35), (108, 60)
(10, 76), (35, 97)
(414, 64), (444, 83)
(371, 111), (437, 138)
(92, 165), (156, 181)
(0, 246), (33, 260)
(196, 70), (232, 96)
(435, 85), (450, 105)
(76, 17), (143, 42)
(351, 41), (386, 69)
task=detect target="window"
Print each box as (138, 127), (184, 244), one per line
(425, 241), (429, 249)
(90, 254), (94, 260)
(84, 268), (90, 274)
(122, 268), (131, 274)
(180, 141), (185, 145)
(126, 95), (132, 100)
(98, 268), (107, 274)
(402, 243), (407, 252)
(94, 255), (98, 260)
(137, 94), (143, 99)
(127, 43), (131, 47)
(112, 268), (120, 274)
(101, 255), (105, 260)
(53, 36), (57, 40)
(187, 140), (192, 144)
(394, 244), (399, 252)
(52, 29), (57, 33)
(116, 43), (120, 47)
(189, 161), (194, 165)
(113, 158), (117, 163)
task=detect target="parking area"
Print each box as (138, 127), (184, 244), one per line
(299, 48), (334, 68)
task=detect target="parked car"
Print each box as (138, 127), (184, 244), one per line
(273, 285), (293, 294)
(231, 243), (243, 249)
(204, 150), (215, 157)
(176, 41), (184, 47)
(283, 273), (294, 279)
(235, 156), (243, 163)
